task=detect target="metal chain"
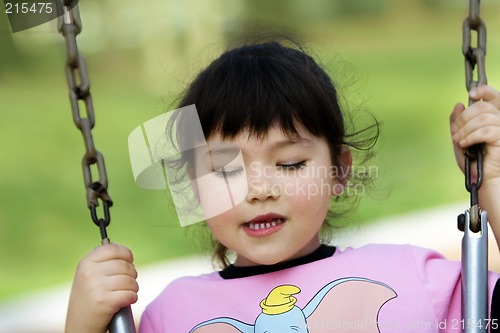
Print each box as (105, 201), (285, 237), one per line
(57, 3), (137, 332)
(461, 0), (487, 233)
(57, 0), (112, 240)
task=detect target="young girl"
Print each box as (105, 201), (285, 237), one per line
(65, 39), (500, 333)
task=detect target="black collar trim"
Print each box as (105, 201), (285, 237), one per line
(219, 244), (336, 279)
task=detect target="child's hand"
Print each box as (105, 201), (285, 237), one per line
(450, 85), (500, 188)
(65, 243), (138, 333)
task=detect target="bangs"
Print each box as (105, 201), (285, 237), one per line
(179, 42), (344, 142)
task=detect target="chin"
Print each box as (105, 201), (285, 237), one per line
(258, 257), (285, 266)
(237, 252), (289, 267)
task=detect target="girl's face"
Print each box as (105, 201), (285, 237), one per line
(193, 124), (351, 267)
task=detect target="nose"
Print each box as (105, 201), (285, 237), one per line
(245, 164), (281, 202)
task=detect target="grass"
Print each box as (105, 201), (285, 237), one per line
(2, 2), (500, 300)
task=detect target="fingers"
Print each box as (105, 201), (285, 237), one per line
(66, 244), (139, 333)
(90, 243), (134, 264)
(78, 244), (137, 278)
(74, 244), (139, 309)
(93, 259), (136, 280)
(452, 110), (500, 148)
(470, 85), (500, 106)
(102, 276), (139, 310)
(450, 85), (500, 185)
(450, 85), (500, 148)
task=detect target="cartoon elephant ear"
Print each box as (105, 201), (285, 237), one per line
(190, 317), (254, 333)
(305, 278), (397, 333)
(191, 323), (243, 333)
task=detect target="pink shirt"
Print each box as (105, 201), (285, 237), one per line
(139, 244), (499, 332)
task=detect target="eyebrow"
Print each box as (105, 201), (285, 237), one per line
(196, 145), (240, 172)
(267, 137), (314, 151)
(202, 137), (314, 158)
(204, 145), (241, 156)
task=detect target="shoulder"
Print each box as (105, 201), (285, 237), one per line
(140, 272), (221, 324)
(147, 271), (222, 306)
(139, 271), (269, 332)
(335, 243), (464, 284)
(339, 243), (447, 262)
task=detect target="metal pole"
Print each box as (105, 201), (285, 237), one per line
(460, 210), (488, 333)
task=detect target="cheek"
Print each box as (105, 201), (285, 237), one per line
(205, 207), (239, 241)
(283, 172), (335, 200)
(282, 176), (333, 214)
(205, 218), (227, 246)
(194, 174), (247, 219)
(195, 177), (233, 219)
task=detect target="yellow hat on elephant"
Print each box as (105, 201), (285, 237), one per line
(260, 285), (301, 315)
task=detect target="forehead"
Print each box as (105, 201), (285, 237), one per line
(207, 123), (317, 150)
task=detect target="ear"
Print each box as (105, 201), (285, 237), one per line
(331, 147), (352, 196)
(190, 322), (246, 333)
(304, 278), (397, 333)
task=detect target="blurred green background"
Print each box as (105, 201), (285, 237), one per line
(1, 0), (500, 301)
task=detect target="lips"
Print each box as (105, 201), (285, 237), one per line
(243, 213), (286, 236)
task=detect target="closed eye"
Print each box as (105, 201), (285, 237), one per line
(277, 161), (307, 171)
(290, 326), (300, 331)
(213, 167), (244, 178)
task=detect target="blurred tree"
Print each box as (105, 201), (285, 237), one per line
(239, 0), (298, 34)
(238, 0), (390, 39)
(335, 0), (389, 16)
(422, 0), (470, 10)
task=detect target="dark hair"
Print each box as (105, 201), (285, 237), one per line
(168, 37), (379, 268)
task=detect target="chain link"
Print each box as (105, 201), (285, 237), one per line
(57, 0), (112, 238)
(463, 0), (487, 94)
(462, 0), (487, 232)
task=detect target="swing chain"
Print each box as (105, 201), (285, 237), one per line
(57, 0), (113, 238)
(460, 0), (487, 233)
(463, 0), (487, 93)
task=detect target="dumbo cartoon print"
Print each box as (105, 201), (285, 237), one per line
(190, 277), (397, 332)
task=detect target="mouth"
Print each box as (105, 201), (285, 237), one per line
(247, 218), (285, 230)
(243, 213), (286, 236)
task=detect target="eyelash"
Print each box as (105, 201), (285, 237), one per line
(213, 161), (307, 178)
(213, 168), (244, 178)
(278, 161), (307, 171)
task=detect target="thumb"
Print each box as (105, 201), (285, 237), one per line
(450, 103), (466, 173)
(450, 102), (466, 138)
